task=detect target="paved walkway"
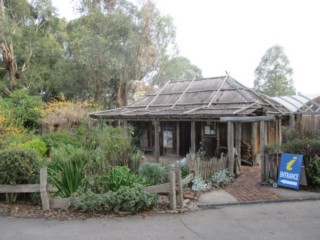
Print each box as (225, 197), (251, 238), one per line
(225, 165), (279, 202)
(197, 165), (320, 207)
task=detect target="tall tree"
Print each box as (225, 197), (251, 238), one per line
(152, 56), (202, 85)
(65, 0), (176, 105)
(0, 0), (65, 96)
(254, 45), (295, 96)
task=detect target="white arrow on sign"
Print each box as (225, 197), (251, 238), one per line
(280, 179), (298, 186)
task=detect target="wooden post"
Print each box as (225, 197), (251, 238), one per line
(251, 122), (257, 165)
(260, 121), (266, 183)
(154, 120), (160, 162)
(169, 170), (176, 210)
(235, 122), (241, 160)
(176, 122), (180, 156)
(176, 168), (183, 208)
(278, 117), (282, 145)
(289, 114), (295, 127)
(40, 168), (50, 211)
(190, 121), (196, 153)
(227, 121), (234, 174)
(216, 123), (220, 146)
(235, 122), (242, 175)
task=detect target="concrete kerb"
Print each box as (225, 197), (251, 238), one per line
(197, 196), (320, 210)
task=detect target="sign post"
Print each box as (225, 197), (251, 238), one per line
(278, 153), (303, 190)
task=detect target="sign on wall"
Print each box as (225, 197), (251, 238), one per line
(163, 130), (173, 148)
(278, 153), (303, 190)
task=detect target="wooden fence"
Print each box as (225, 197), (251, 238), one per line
(264, 152), (281, 182)
(0, 167), (194, 211)
(0, 168), (51, 210)
(186, 153), (228, 180)
(145, 168), (194, 210)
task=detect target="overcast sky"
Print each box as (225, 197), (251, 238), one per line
(52, 0), (320, 95)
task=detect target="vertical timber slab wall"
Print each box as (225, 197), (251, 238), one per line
(190, 121), (196, 153)
(227, 121), (234, 174)
(154, 120), (160, 162)
(260, 121), (266, 182)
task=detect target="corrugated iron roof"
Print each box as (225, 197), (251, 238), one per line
(90, 75), (288, 120)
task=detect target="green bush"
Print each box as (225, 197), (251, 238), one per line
(0, 148), (41, 184)
(104, 166), (146, 192)
(129, 149), (143, 173)
(48, 146), (97, 197)
(282, 126), (300, 143)
(138, 162), (168, 186)
(19, 137), (47, 157)
(306, 156), (320, 187)
(281, 139), (320, 161)
(91, 125), (133, 166)
(75, 185), (158, 213)
(180, 165), (190, 178)
(209, 169), (235, 188)
(4, 89), (43, 130)
(42, 131), (82, 155)
(49, 159), (84, 198)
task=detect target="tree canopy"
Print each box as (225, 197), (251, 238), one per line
(254, 45), (295, 96)
(0, 0), (201, 106)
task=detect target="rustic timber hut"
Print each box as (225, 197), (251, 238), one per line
(271, 93), (320, 134)
(89, 75), (286, 177)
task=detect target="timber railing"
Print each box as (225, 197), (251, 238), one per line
(0, 168), (51, 210)
(0, 167), (194, 211)
(145, 167), (194, 210)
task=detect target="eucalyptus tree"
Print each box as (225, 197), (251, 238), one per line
(66, 0), (176, 106)
(254, 45), (295, 96)
(0, 0), (66, 97)
(152, 56), (202, 85)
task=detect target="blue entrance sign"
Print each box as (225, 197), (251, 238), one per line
(278, 153), (303, 190)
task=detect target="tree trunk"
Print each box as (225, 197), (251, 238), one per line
(0, 42), (16, 91)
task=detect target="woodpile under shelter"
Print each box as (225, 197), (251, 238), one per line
(89, 75), (287, 177)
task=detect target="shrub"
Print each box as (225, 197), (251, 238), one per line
(49, 159), (84, 198)
(210, 169), (235, 188)
(103, 166), (146, 192)
(5, 89), (43, 130)
(191, 175), (211, 191)
(42, 131), (82, 155)
(281, 139), (320, 164)
(282, 126), (300, 143)
(0, 148), (41, 184)
(48, 145), (98, 197)
(129, 149), (143, 173)
(19, 137), (47, 157)
(91, 125), (133, 167)
(180, 165), (190, 178)
(306, 156), (320, 187)
(138, 162), (168, 186)
(75, 185), (158, 213)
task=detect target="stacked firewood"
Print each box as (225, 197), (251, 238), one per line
(241, 140), (252, 163)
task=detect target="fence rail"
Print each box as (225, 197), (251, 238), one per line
(0, 168), (194, 211)
(0, 168), (51, 210)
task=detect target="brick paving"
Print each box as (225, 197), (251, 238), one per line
(225, 165), (280, 202)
